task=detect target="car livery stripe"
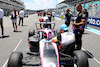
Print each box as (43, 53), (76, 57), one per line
(52, 42), (60, 67)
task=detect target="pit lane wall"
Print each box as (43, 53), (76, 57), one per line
(87, 17), (100, 27)
(72, 16), (100, 27)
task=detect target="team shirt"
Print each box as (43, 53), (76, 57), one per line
(65, 12), (72, 22)
(19, 10), (25, 18)
(75, 11), (87, 30)
(52, 32), (75, 47)
(0, 9), (4, 19)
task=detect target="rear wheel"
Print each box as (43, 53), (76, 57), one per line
(7, 52), (23, 67)
(73, 50), (89, 67)
(28, 29), (35, 37)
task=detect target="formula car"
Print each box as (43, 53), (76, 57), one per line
(7, 22), (89, 67)
(28, 22), (56, 52)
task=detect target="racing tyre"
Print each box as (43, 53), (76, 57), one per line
(29, 29), (35, 37)
(7, 52), (23, 67)
(73, 50), (89, 67)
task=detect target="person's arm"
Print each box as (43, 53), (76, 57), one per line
(19, 11), (21, 15)
(10, 11), (13, 15)
(72, 19), (86, 26)
(2, 10), (4, 17)
(64, 14), (66, 19)
(72, 13), (86, 26)
(86, 12), (89, 19)
(51, 36), (58, 42)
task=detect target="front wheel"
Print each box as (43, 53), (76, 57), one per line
(73, 50), (89, 67)
(7, 52), (23, 67)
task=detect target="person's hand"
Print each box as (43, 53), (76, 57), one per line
(10, 11), (13, 15)
(51, 39), (55, 42)
(72, 23), (76, 25)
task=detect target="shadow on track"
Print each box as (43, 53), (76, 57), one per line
(83, 33), (90, 35)
(0, 35), (10, 38)
(14, 31), (22, 33)
(22, 25), (28, 26)
(84, 51), (94, 58)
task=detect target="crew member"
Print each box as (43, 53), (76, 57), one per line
(72, 4), (86, 50)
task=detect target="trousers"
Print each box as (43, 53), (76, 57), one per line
(0, 18), (4, 35)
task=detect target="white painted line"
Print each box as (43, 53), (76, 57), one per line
(2, 59), (8, 67)
(82, 47), (100, 65)
(13, 39), (23, 52)
(93, 58), (100, 64)
(2, 39), (23, 67)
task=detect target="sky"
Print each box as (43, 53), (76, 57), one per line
(21, 0), (58, 10)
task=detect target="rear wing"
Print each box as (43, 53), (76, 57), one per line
(35, 22), (55, 30)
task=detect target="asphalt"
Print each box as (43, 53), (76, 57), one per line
(0, 14), (100, 67)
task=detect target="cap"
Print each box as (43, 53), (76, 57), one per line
(60, 24), (68, 30)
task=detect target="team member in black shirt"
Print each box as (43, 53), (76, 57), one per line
(72, 4), (86, 50)
(65, 9), (72, 27)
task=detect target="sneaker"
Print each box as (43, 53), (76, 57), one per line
(13, 30), (16, 32)
(0, 34), (3, 38)
(15, 29), (17, 32)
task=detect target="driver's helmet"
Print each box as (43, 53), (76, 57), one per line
(60, 24), (68, 31)
(39, 18), (43, 22)
(43, 32), (47, 38)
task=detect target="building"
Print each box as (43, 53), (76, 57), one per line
(56, 0), (100, 17)
(0, 0), (24, 16)
(56, 0), (100, 27)
(26, 9), (37, 15)
(47, 8), (56, 12)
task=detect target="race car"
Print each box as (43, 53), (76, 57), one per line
(28, 22), (56, 52)
(7, 22), (89, 67)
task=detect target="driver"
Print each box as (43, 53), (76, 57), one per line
(51, 24), (75, 55)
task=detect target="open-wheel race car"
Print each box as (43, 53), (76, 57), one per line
(7, 22), (89, 67)
(28, 22), (56, 52)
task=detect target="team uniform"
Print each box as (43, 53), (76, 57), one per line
(65, 12), (72, 27)
(18, 10), (25, 26)
(52, 32), (75, 55)
(73, 11), (86, 50)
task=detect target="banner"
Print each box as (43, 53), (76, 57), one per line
(87, 17), (100, 27)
